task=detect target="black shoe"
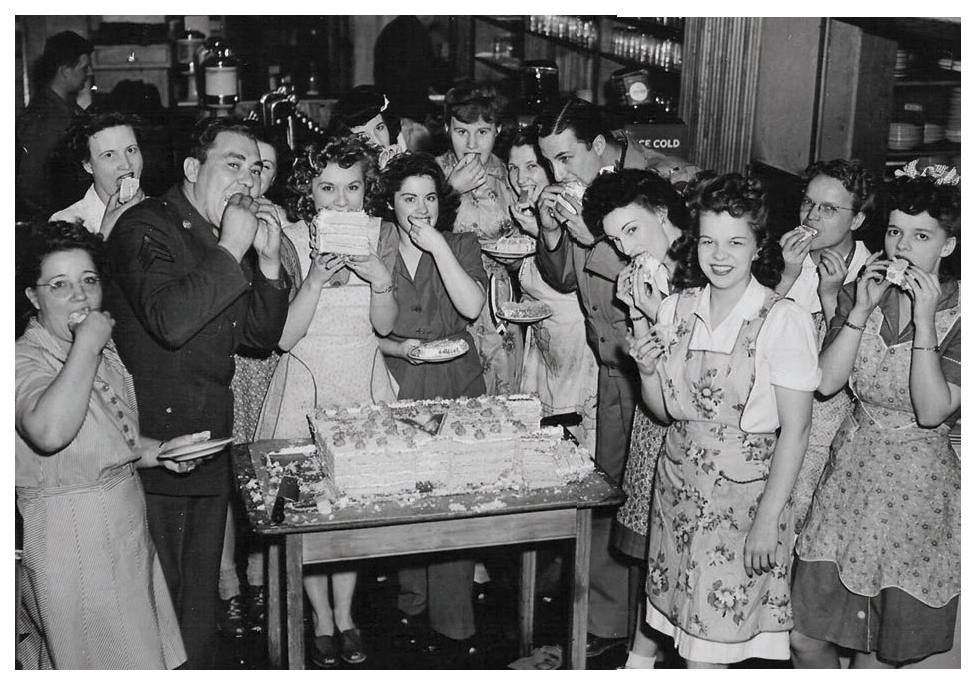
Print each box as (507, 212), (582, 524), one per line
(585, 634), (627, 658)
(311, 634), (339, 669)
(429, 633), (482, 668)
(217, 595), (247, 637)
(397, 610), (435, 651)
(339, 627), (367, 665)
(473, 581), (491, 605)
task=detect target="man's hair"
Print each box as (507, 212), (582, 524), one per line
(532, 96), (615, 149)
(68, 111), (142, 165)
(187, 116), (261, 163)
(36, 31), (93, 85)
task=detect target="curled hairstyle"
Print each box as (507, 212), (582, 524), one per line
(286, 136), (380, 222)
(882, 173), (961, 241)
(187, 116), (261, 163)
(582, 168), (690, 241)
(327, 85), (401, 142)
(21, 220), (106, 290)
(68, 111), (142, 166)
(882, 170), (961, 279)
(531, 96), (616, 149)
(804, 158), (876, 213)
(444, 80), (505, 125)
(671, 172), (784, 290)
(367, 151), (459, 232)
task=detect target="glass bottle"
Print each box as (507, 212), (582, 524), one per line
(201, 37), (239, 110)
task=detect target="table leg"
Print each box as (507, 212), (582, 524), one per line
(570, 508), (592, 670)
(285, 534), (305, 669)
(267, 539), (282, 668)
(519, 548), (537, 657)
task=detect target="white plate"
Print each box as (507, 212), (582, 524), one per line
(159, 437), (233, 462)
(408, 339), (469, 362)
(482, 244), (536, 259)
(496, 301), (554, 323)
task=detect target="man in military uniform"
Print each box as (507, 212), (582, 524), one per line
(103, 117), (290, 669)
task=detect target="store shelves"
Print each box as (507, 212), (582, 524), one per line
(468, 15), (685, 111)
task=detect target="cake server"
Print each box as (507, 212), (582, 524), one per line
(271, 475), (300, 524)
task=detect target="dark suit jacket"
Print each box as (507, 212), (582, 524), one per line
(104, 184), (290, 495)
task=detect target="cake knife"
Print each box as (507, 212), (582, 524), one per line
(271, 475), (300, 524)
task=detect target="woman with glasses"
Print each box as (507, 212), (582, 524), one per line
(15, 221), (206, 669)
(775, 159), (876, 533)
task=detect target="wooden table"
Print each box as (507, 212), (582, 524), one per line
(233, 441), (624, 670)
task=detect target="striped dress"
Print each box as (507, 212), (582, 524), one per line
(15, 320), (186, 669)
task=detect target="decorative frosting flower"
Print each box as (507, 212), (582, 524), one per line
(894, 159), (960, 186)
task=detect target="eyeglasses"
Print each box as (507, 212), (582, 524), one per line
(34, 274), (102, 298)
(800, 197), (856, 219)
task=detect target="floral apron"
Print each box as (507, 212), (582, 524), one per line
(647, 289), (793, 644)
(796, 295), (960, 607)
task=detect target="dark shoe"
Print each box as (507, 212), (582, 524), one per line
(246, 585), (265, 631)
(217, 595), (247, 637)
(397, 610), (433, 650)
(339, 627), (367, 664)
(585, 634), (627, 658)
(429, 632), (481, 668)
(473, 580), (491, 605)
(311, 634), (339, 669)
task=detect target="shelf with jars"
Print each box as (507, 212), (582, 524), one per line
(467, 15), (685, 113)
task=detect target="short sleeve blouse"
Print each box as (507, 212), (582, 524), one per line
(657, 278), (821, 433)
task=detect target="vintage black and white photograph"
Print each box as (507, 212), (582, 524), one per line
(13, 11), (962, 671)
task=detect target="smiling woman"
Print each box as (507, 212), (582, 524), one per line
(629, 172), (818, 667)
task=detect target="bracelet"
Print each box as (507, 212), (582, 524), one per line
(843, 320), (866, 332)
(372, 283), (394, 294)
(911, 345), (941, 353)
(630, 315), (645, 322)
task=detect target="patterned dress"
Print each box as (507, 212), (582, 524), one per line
(785, 242), (870, 533)
(645, 282), (819, 663)
(796, 283), (960, 610)
(231, 232), (302, 444)
(436, 151), (522, 395)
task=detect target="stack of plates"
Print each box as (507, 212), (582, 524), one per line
(923, 123), (946, 144)
(888, 122), (922, 150)
(946, 87), (961, 143)
(894, 49), (912, 78)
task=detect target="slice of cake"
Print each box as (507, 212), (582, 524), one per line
(492, 234), (537, 254)
(312, 208), (381, 256)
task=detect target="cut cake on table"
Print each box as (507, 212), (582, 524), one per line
(307, 394), (594, 503)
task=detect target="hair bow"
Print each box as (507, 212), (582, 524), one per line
(894, 159), (960, 186)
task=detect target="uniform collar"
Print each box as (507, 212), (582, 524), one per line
(583, 239), (628, 281)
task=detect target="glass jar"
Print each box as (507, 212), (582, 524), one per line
(200, 38), (239, 110)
